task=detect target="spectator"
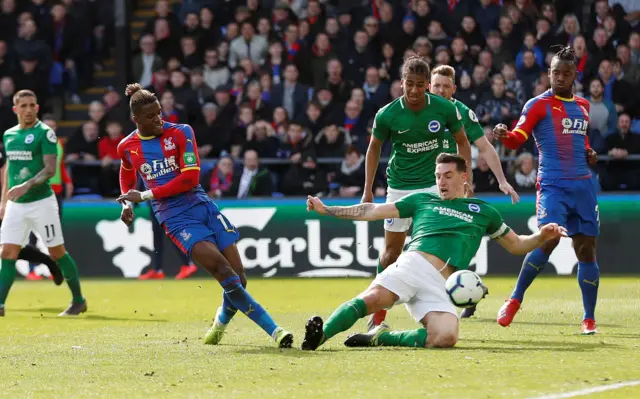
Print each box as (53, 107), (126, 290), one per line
(182, 12), (202, 38)
(270, 64), (309, 122)
(299, 101), (324, 137)
(333, 145), (367, 198)
(315, 124), (351, 160)
(455, 72), (479, 110)
(201, 153), (235, 199)
(459, 16), (486, 56)
(501, 63), (526, 109)
(13, 18), (51, 72)
(228, 21), (267, 69)
(485, 31), (511, 73)
(202, 48), (230, 91)
(133, 34), (164, 88)
(616, 44), (640, 85)
(194, 103), (228, 159)
(229, 67), (246, 105)
(264, 41), (285, 85)
(378, 42), (401, 83)
(341, 30), (378, 87)
(587, 77), (617, 137)
(517, 49), (541, 99)
(244, 120), (280, 158)
(334, 100), (369, 152)
(66, 121), (100, 194)
(283, 22), (302, 63)
(0, 39), (12, 78)
(154, 18), (181, 64)
(326, 59), (353, 104)
(198, 7), (221, 50)
(609, 59), (635, 116)
(516, 32), (545, 70)
(509, 152), (537, 192)
(600, 113), (640, 190)
(472, 64), (491, 94)
(98, 121), (124, 196)
(142, 0), (181, 37)
(48, 2), (82, 102)
(227, 149), (273, 198)
(188, 68), (215, 117)
(476, 0), (501, 35)
(555, 13), (581, 47)
(476, 74), (519, 129)
(214, 87), (237, 131)
(499, 15), (522, 57)
(589, 27), (616, 69)
(160, 90), (186, 123)
(277, 122), (314, 162)
(472, 153), (501, 192)
(179, 35), (201, 70)
(230, 103), (255, 157)
(297, 32), (335, 88)
(314, 86), (340, 122)
(427, 21), (448, 52)
(535, 17), (556, 53)
(13, 56), (49, 109)
(363, 66), (390, 109)
(572, 35), (594, 84)
(243, 80), (271, 121)
(281, 152), (325, 196)
(630, 32), (640, 65)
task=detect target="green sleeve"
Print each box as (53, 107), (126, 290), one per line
(462, 109), (484, 143)
(372, 109), (390, 141)
(485, 205), (511, 239)
(394, 192), (420, 219)
(445, 101), (464, 135)
(41, 127), (58, 155)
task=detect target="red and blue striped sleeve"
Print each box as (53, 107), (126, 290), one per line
(513, 98), (545, 140)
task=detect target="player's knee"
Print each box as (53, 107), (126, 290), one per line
(426, 332), (458, 348)
(47, 245), (66, 260)
(1, 244), (21, 260)
(574, 241), (596, 262)
(540, 237), (560, 254)
(359, 286), (396, 314)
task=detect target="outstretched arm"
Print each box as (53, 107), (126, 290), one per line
(475, 135), (520, 203)
(307, 196), (400, 221)
(496, 224), (567, 255)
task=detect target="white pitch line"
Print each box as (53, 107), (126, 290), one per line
(526, 380), (640, 399)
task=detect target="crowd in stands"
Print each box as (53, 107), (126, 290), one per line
(1, 0), (639, 198)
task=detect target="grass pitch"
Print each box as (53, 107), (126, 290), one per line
(1, 277), (639, 399)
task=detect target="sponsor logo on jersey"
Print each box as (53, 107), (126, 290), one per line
(139, 156), (179, 180)
(164, 137), (176, 151)
(432, 206), (473, 223)
(468, 204), (480, 213)
(398, 129), (410, 134)
(468, 110), (478, 123)
(428, 121), (441, 132)
(560, 118), (588, 135)
(384, 218), (394, 226)
(46, 130), (57, 143)
(6, 150), (33, 161)
(24, 134), (34, 144)
(183, 152), (197, 165)
(402, 139), (439, 154)
(552, 106), (563, 112)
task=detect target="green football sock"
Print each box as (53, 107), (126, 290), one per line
(323, 298), (367, 341)
(377, 259), (384, 274)
(0, 259), (17, 306)
(57, 253), (84, 304)
(377, 328), (428, 347)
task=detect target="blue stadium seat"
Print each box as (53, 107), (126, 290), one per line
(71, 194), (104, 200)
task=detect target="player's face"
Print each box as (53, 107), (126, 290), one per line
(401, 73), (427, 106)
(549, 60), (576, 97)
(435, 163), (466, 200)
(135, 101), (163, 136)
(13, 96), (39, 126)
(429, 74), (456, 100)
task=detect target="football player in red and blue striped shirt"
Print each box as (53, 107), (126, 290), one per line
(492, 46), (600, 335)
(116, 84), (293, 347)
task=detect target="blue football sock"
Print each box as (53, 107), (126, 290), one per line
(220, 275), (278, 336)
(511, 248), (550, 302)
(218, 292), (238, 325)
(577, 261), (599, 320)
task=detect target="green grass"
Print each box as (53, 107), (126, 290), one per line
(1, 277), (640, 398)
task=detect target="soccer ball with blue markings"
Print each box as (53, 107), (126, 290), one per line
(445, 270), (488, 308)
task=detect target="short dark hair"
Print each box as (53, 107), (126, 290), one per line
(125, 83), (158, 115)
(13, 89), (37, 105)
(551, 45), (577, 66)
(402, 55), (430, 78)
(436, 153), (467, 172)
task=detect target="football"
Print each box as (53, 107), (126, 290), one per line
(445, 270), (488, 308)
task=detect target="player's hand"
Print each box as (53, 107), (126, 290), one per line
(499, 182), (520, 204)
(587, 148), (598, 166)
(7, 182), (32, 201)
(119, 203), (134, 226)
(539, 223), (567, 241)
(117, 189), (144, 204)
(306, 195), (327, 215)
(360, 190), (374, 203)
(493, 124), (509, 140)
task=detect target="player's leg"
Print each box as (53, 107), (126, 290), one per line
(498, 184), (567, 327)
(17, 245), (63, 285)
(346, 254), (458, 348)
(31, 196), (86, 315)
(568, 179), (600, 334)
(174, 246), (197, 280)
(303, 252), (424, 350)
(190, 240), (292, 347)
(0, 201), (31, 315)
(204, 243), (248, 345)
